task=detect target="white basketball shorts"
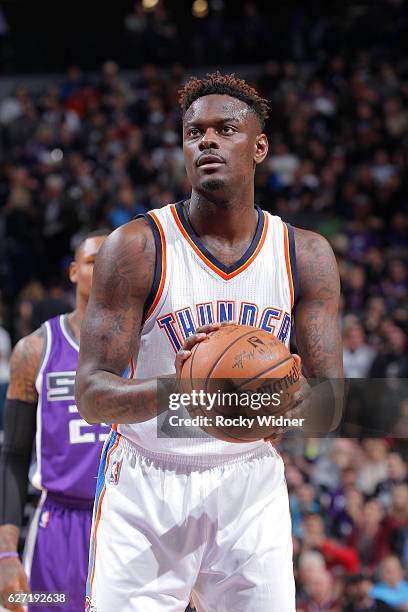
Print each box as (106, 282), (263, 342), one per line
(85, 430), (295, 612)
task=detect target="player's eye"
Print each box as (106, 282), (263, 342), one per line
(221, 126), (235, 134)
(187, 128), (200, 137)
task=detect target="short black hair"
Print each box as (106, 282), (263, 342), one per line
(178, 71), (269, 129)
(346, 573), (371, 586)
(73, 229), (110, 258)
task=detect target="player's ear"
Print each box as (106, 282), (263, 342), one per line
(69, 260), (78, 284)
(254, 133), (268, 165)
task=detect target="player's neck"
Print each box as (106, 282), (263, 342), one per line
(66, 308), (82, 341)
(187, 190), (257, 241)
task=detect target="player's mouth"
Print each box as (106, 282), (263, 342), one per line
(196, 154), (225, 167)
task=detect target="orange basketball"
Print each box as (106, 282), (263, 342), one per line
(179, 324), (301, 442)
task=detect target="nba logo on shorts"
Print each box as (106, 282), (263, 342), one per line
(39, 510), (51, 528)
(108, 459), (122, 485)
(85, 596), (97, 612)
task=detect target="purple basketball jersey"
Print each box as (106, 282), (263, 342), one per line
(31, 315), (110, 502)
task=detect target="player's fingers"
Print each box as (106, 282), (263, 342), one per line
(175, 324), (237, 378)
(195, 323), (221, 335)
(181, 332), (207, 352)
(292, 353), (302, 368)
(194, 320), (235, 335)
(175, 349), (191, 379)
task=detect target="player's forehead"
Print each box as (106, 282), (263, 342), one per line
(77, 235), (106, 260)
(184, 94), (255, 126)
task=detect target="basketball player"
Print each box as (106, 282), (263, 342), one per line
(0, 231), (110, 612)
(76, 73), (343, 611)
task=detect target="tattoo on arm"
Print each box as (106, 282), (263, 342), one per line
(294, 228), (343, 378)
(76, 219), (160, 424)
(6, 329), (43, 402)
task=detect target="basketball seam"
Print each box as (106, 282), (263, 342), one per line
(233, 355), (294, 389)
(204, 328), (264, 394)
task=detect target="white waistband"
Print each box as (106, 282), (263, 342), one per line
(118, 435), (278, 469)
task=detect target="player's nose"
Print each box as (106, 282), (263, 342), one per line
(199, 128), (220, 150)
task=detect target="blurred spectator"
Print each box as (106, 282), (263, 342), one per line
(347, 500), (393, 574)
(371, 555), (408, 609)
(344, 574), (394, 611)
(301, 513), (360, 574)
(376, 452), (408, 510)
(13, 281), (45, 341)
(311, 439), (359, 491)
(343, 322), (376, 378)
(109, 183), (138, 229)
(290, 482), (320, 538)
(297, 550), (326, 585)
(297, 569), (341, 611)
(370, 324), (408, 378)
(326, 471), (363, 540)
(381, 259), (408, 306)
(30, 281), (72, 330)
(358, 440), (388, 496)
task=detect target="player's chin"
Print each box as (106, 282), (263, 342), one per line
(200, 177), (226, 191)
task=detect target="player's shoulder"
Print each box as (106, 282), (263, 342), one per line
(98, 216), (155, 261)
(292, 226), (334, 257)
(8, 327), (44, 401)
(291, 226), (339, 296)
(11, 327), (44, 362)
(90, 216), (157, 299)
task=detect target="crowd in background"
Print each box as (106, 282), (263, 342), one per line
(280, 436), (408, 610)
(0, 2), (407, 609)
(0, 53), (406, 368)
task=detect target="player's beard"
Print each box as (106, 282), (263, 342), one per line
(201, 178), (225, 191)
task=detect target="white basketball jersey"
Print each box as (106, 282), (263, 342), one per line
(117, 201), (299, 459)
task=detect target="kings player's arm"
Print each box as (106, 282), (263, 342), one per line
(293, 228), (344, 430)
(0, 330), (42, 609)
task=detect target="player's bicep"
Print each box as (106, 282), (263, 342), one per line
(6, 331), (43, 402)
(78, 220), (155, 377)
(293, 229), (343, 378)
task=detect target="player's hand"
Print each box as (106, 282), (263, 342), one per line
(175, 321), (236, 379)
(0, 556), (29, 611)
(265, 355), (311, 441)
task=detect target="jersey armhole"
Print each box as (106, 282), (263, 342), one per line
(284, 223), (300, 310)
(136, 212), (166, 321)
(34, 322), (52, 391)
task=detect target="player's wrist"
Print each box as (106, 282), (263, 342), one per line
(0, 551), (19, 561)
(0, 525), (20, 553)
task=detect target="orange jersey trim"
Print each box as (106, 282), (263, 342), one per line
(283, 222), (295, 310)
(89, 432), (121, 597)
(170, 204), (268, 281)
(144, 210), (167, 321)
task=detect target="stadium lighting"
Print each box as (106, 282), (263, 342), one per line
(192, 0), (209, 18)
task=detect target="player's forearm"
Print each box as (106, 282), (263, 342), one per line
(0, 525), (20, 552)
(296, 312), (344, 432)
(76, 371), (174, 424)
